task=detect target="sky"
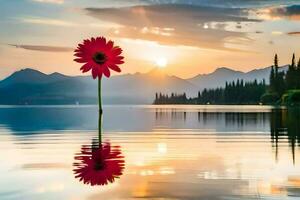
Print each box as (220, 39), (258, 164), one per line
(0, 0), (300, 79)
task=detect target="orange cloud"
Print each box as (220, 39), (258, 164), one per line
(85, 5), (260, 52)
(8, 44), (73, 52)
(32, 0), (64, 4)
(288, 31), (300, 36)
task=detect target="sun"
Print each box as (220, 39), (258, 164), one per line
(155, 57), (168, 68)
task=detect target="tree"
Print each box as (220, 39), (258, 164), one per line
(271, 54), (283, 95)
(274, 54), (279, 76)
(270, 54), (285, 96)
(292, 53), (296, 68)
(286, 53), (297, 90)
(270, 66), (275, 92)
(297, 58), (300, 88)
(274, 54), (279, 92)
(277, 71), (286, 95)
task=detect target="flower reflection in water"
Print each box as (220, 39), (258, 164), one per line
(73, 140), (125, 186)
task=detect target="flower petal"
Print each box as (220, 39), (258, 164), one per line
(74, 58), (88, 63)
(112, 59), (124, 64)
(92, 67), (98, 79)
(96, 37), (106, 46)
(113, 56), (124, 61)
(106, 40), (114, 50)
(80, 63), (93, 73)
(111, 47), (122, 56)
(102, 66), (111, 78)
(109, 64), (121, 72)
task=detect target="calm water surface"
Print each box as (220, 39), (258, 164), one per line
(0, 105), (300, 200)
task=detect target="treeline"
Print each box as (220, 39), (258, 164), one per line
(154, 93), (188, 104)
(154, 79), (266, 105)
(262, 53), (300, 104)
(154, 53), (300, 105)
(200, 79), (266, 104)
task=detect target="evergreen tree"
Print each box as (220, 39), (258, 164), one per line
(154, 93), (158, 104)
(286, 53), (297, 90)
(297, 58), (300, 88)
(197, 91), (201, 104)
(277, 71), (286, 95)
(153, 79), (266, 105)
(292, 53), (296, 68)
(271, 54), (285, 95)
(270, 66), (275, 92)
(274, 54), (279, 93)
(272, 54), (280, 94)
(274, 54), (279, 76)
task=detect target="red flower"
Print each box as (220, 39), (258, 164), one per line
(73, 142), (125, 186)
(74, 37), (124, 79)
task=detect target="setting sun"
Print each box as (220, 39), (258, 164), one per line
(155, 58), (168, 68)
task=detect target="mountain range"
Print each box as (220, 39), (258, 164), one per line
(0, 65), (288, 105)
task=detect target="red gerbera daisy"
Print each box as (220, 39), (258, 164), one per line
(73, 141), (125, 186)
(74, 37), (124, 79)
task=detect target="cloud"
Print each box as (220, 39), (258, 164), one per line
(271, 31), (283, 35)
(8, 44), (73, 52)
(268, 5), (300, 20)
(288, 31), (300, 35)
(22, 163), (68, 169)
(19, 16), (117, 29)
(20, 17), (76, 27)
(118, 0), (299, 8)
(31, 0), (64, 4)
(85, 4), (260, 51)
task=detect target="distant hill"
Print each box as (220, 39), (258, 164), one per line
(0, 68), (197, 105)
(0, 68), (69, 88)
(0, 65), (288, 104)
(188, 65), (288, 90)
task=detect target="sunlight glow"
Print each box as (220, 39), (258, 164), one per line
(157, 143), (167, 154)
(155, 58), (168, 68)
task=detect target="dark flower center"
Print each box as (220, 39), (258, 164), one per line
(94, 160), (106, 171)
(93, 52), (107, 64)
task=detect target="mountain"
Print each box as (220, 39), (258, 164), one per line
(188, 67), (243, 90)
(0, 65), (288, 105)
(188, 65), (288, 90)
(0, 68), (69, 88)
(0, 68), (197, 105)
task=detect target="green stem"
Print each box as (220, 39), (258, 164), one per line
(98, 77), (103, 144)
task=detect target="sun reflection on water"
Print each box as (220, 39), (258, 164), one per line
(0, 106), (300, 199)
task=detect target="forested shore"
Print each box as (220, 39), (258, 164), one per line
(154, 54), (300, 106)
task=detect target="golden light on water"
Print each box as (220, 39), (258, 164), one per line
(1, 105), (300, 199)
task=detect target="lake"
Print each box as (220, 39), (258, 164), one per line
(0, 105), (299, 200)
